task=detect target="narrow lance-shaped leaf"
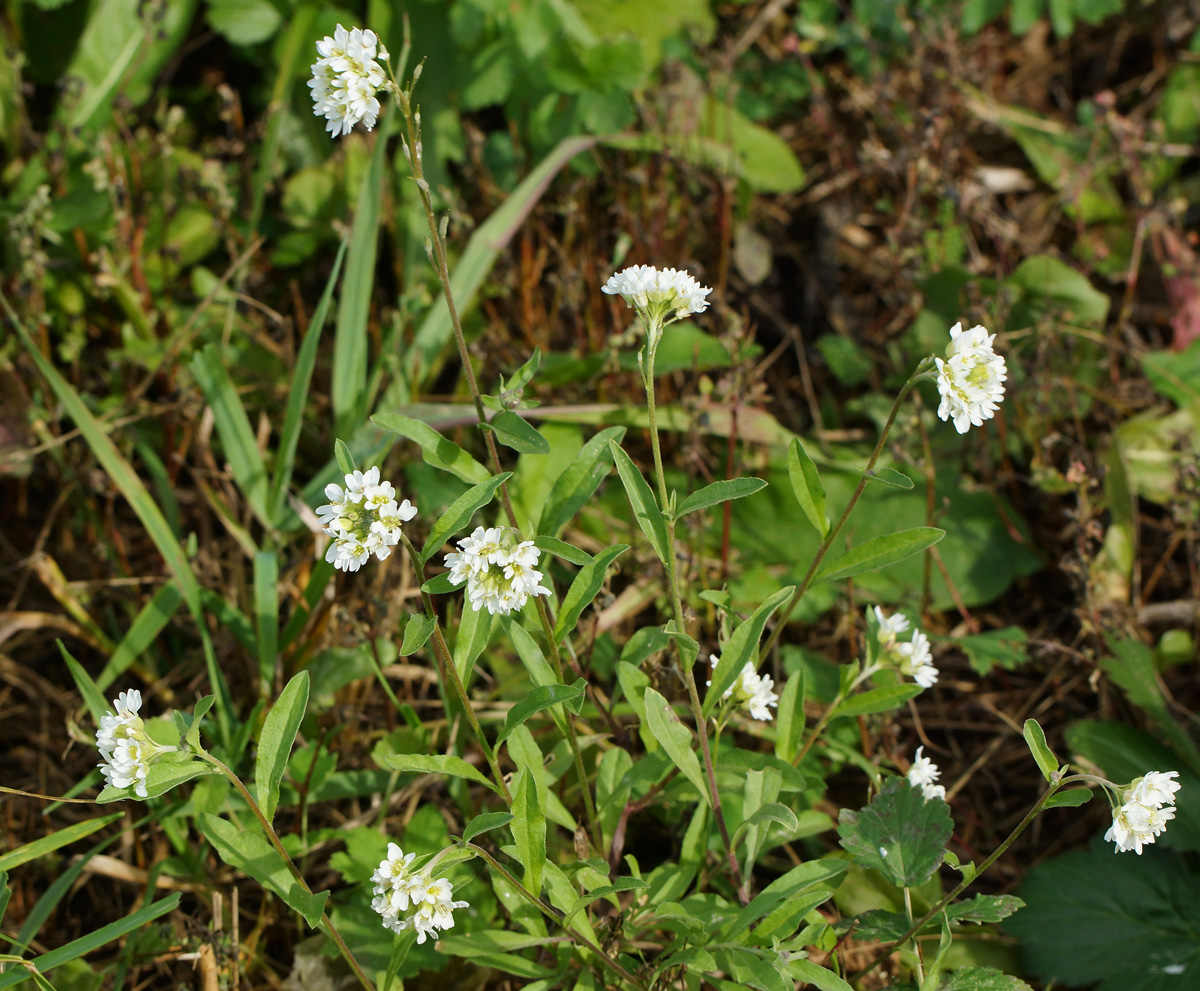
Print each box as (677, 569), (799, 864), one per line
(704, 586), (794, 718)
(675, 477), (767, 518)
(538, 425), (626, 537)
(788, 437), (829, 537)
(510, 767), (546, 897)
(382, 753), (498, 792)
(0, 814), (123, 872)
(534, 535), (592, 566)
(373, 412), (491, 484)
(400, 613), (437, 655)
(420, 473), (512, 566)
(58, 641), (109, 730)
(496, 681), (586, 745)
(608, 441), (669, 563)
(1023, 718), (1059, 781)
(834, 684), (924, 718)
(553, 544), (629, 643)
(488, 411), (550, 454)
(643, 688), (710, 807)
(815, 526), (945, 585)
(253, 550), (278, 695)
(255, 670), (310, 822)
(96, 581), (183, 691)
(463, 811), (513, 844)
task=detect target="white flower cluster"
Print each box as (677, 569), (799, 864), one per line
(444, 526), (551, 616)
(935, 322), (1007, 434)
(370, 843), (469, 944)
(707, 654), (779, 722)
(317, 467), (417, 572)
(1105, 771), (1180, 854)
(907, 746), (946, 801)
(96, 690), (173, 798)
(873, 606), (937, 689)
(309, 25), (389, 138)
(602, 264), (711, 340)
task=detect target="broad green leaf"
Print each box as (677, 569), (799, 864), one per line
(553, 544), (629, 642)
(787, 958), (854, 991)
(333, 102), (392, 436)
(0, 814), (122, 872)
(58, 641), (109, 729)
(774, 669), (805, 763)
(608, 441), (670, 563)
(489, 411), (550, 454)
(421, 572), (464, 595)
(704, 586), (794, 717)
(334, 438), (356, 476)
(837, 777), (953, 887)
(255, 671), (309, 822)
(1042, 788), (1094, 809)
(462, 812), (513, 844)
(676, 477), (767, 518)
(400, 614), (437, 655)
(1005, 844), (1200, 991)
(190, 344), (270, 527)
(253, 551), (278, 694)
(815, 527), (944, 584)
(1101, 635), (1200, 768)
(373, 412), (491, 484)
(382, 753), (497, 792)
(199, 813), (327, 927)
(510, 767), (546, 897)
(835, 684), (924, 718)
(740, 802), (798, 833)
(0, 893), (182, 991)
(788, 437), (829, 537)
(533, 535), (592, 566)
(206, 0), (280, 44)
(1023, 718), (1059, 781)
(862, 466), (914, 490)
(435, 930), (557, 979)
(96, 581), (183, 691)
(561, 877), (650, 926)
(453, 602), (492, 685)
(497, 681), (586, 746)
(95, 759), (216, 803)
(538, 426), (625, 537)
(941, 968), (1034, 991)
(726, 947), (793, 991)
(642, 688), (710, 807)
(419, 473), (512, 565)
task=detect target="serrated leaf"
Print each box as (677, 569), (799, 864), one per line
(1023, 718), (1059, 781)
(373, 412), (491, 484)
(400, 613), (437, 655)
(788, 437), (829, 537)
(948, 893), (1026, 925)
(815, 527), (944, 584)
(553, 544), (629, 642)
(676, 477), (767, 517)
(538, 426), (625, 537)
(837, 778), (953, 887)
(381, 753), (498, 792)
(489, 411), (550, 454)
(462, 811), (513, 844)
(533, 535), (592, 565)
(419, 472), (512, 565)
(704, 586), (794, 717)
(496, 680), (586, 745)
(199, 813), (327, 927)
(96, 759), (217, 803)
(835, 684), (924, 718)
(940, 967), (1034, 991)
(255, 671), (309, 822)
(643, 688), (710, 807)
(608, 441), (670, 563)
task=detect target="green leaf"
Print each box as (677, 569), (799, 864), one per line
(538, 426), (625, 537)
(1101, 635), (1200, 768)
(434, 930), (557, 979)
(774, 669), (805, 763)
(199, 813), (327, 927)
(253, 551), (278, 694)
(642, 688), (710, 807)
(190, 344), (270, 528)
(421, 572), (465, 595)
(862, 466), (914, 490)
(206, 0), (281, 44)
(489, 411), (550, 454)
(419, 473), (512, 566)
(561, 877), (650, 926)
(372, 412), (491, 484)
(704, 586), (794, 718)
(676, 477), (767, 518)
(1022, 718), (1059, 781)
(960, 626), (1030, 676)
(1042, 788), (1093, 809)
(452, 602), (492, 685)
(185, 695), (215, 752)
(96, 581), (184, 691)
(255, 671), (309, 823)
(719, 859), (848, 940)
(835, 684), (924, 718)
(741, 802), (799, 833)
(58, 641), (109, 730)
(497, 681), (586, 746)
(511, 767), (546, 897)
(400, 614), (437, 655)
(333, 438), (356, 476)
(95, 759), (217, 803)
(1005, 844), (1200, 991)
(381, 753), (498, 792)
(534, 535), (593, 565)
(0, 814), (122, 872)
(948, 893), (1026, 925)
(0, 893), (182, 991)
(837, 777), (953, 887)
(787, 437), (829, 537)
(940, 967), (1034, 991)
(815, 527), (944, 584)
(462, 811), (513, 844)
(553, 544), (629, 642)
(608, 441), (669, 563)
(333, 102), (392, 436)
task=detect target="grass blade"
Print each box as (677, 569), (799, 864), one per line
(96, 581), (183, 692)
(254, 551), (279, 697)
(0, 814), (122, 872)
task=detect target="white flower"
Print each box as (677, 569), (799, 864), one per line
(395, 875), (469, 944)
(316, 466), (416, 572)
(370, 845), (468, 943)
(935, 322), (1007, 434)
(707, 654), (779, 722)
(873, 605), (910, 643)
(907, 746), (947, 801)
(96, 690), (175, 798)
(602, 264), (711, 340)
(1106, 769), (1181, 854)
(444, 527), (551, 616)
(896, 631), (938, 688)
(309, 25), (388, 138)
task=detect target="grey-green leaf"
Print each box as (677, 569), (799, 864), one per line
(511, 767), (546, 897)
(608, 441), (670, 563)
(676, 477), (767, 518)
(419, 472), (512, 565)
(538, 426), (625, 537)
(642, 688), (710, 807)
(489, 411), (550, 454)
(837, 777), (953, 887)
(787, 437), (829, 537)
(373, 412), (490, 484)
(382, 753), (498, 792)
(255, 671), (309, 822)
(534, 535), (593, 566)
(462, 811), (513, 844)
(815, 526), (944, 584)
(553, 544), (629, 643)
(96, 759), (217, 803)
(497, 680), (586, 746)
(400, 614), (437, 655)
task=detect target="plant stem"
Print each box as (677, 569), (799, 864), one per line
(197, 752), (377, 991)
(400, 532), (513, 804)
(759, 364), (932, 662)
(465, 843), (649, 991)
(643, 342), (749, 906)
